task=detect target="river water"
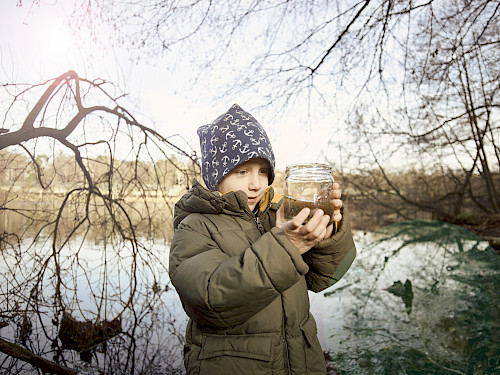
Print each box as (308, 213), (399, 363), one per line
(0, 220), (498, 374)
(316, 221), (499, 374)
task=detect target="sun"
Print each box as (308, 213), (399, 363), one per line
(42, 24), (73, 56)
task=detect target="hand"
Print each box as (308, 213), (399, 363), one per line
(276, 204), (331, 254)
(316, 182), (343, 224)
(329, 182), (343, 223)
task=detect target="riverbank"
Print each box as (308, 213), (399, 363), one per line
(350, 211), (500, 255)
(443, 214), (500, 254)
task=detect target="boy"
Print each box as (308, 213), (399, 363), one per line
(169, 104), (356, 374)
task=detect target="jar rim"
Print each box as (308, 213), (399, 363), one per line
(285, 163), (332, 171)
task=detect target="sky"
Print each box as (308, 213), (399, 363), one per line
(0, 1), (350, 172)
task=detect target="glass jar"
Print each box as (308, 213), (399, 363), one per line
(283, 163), (335, 223)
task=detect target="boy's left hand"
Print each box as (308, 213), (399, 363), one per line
(276, 182), (343, 243)
(320, 182), (342, 237)
(329, 182), (343, 224)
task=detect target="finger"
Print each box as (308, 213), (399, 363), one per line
(319, 184), (339, 200)
(333, 211), (342, 222)
(302, 208), (324, 231)
(315, 226), (328, 243)
(290, 207), (311, 229)
(305, 212), (330, 238)
(320, 224), (329, 240)
(331, 188), (342, 200)
(332, 198), (343, 210)
(311, 216), (330, 243)
(317, 215), (331, 236)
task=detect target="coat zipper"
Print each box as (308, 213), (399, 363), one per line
(255, 209), (290, 373)
(254, 215), (264, 233)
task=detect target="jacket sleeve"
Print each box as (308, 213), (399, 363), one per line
(168, 214), (309, 328)
(302, 206), (357, 293)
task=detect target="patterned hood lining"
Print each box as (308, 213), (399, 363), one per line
(197, 104), (276, 190)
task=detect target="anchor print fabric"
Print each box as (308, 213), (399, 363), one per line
(197, 103), (276, 191)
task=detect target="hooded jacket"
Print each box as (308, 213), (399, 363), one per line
(169, 180), (356, 374)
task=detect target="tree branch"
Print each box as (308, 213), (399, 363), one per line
(21, 71), (78, 131)
(0, 338), (78, 375)
(310, 0), (372, 74)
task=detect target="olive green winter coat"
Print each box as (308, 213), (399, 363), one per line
(169, 180), (356, 375)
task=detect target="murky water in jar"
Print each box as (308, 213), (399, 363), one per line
(283, 196), (335, 223)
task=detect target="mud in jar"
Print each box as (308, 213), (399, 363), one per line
(283, 163), (335, 223)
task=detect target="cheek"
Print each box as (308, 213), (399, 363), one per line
(260, 175), (269, 186)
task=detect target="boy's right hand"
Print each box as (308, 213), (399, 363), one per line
(276, 205), (331, 254)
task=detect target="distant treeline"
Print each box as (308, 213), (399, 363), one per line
(1, 150), (498, 238)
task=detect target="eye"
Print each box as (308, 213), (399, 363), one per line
(260, 168), (269, 174)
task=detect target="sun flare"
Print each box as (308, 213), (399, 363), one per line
(42, 25), (72, 55)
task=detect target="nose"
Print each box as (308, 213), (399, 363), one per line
(248, 172), (261, 191)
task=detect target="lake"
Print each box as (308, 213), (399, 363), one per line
(0, 220), (498, 374)
(315, 221), (499, 375)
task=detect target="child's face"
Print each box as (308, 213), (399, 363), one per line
(217, 158), (270, 211)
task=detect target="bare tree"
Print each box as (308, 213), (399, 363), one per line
(3, 1), (499, 371)
(27, 0), (496, 223)
(0, 70), (200, 374)
(340, 0), (500, 223)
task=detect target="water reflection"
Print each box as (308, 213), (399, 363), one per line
(316, 220), (500, 375)
(0, 236), (186, 374)
(2, 219), (498, 374)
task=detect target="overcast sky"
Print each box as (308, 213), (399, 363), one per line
(1, 2), (351, 172)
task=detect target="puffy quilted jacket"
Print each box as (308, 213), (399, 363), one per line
(169, 180), (356, 374)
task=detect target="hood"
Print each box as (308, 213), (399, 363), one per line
(173, 179), (282, 229)
(197, 103), (275, 191)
